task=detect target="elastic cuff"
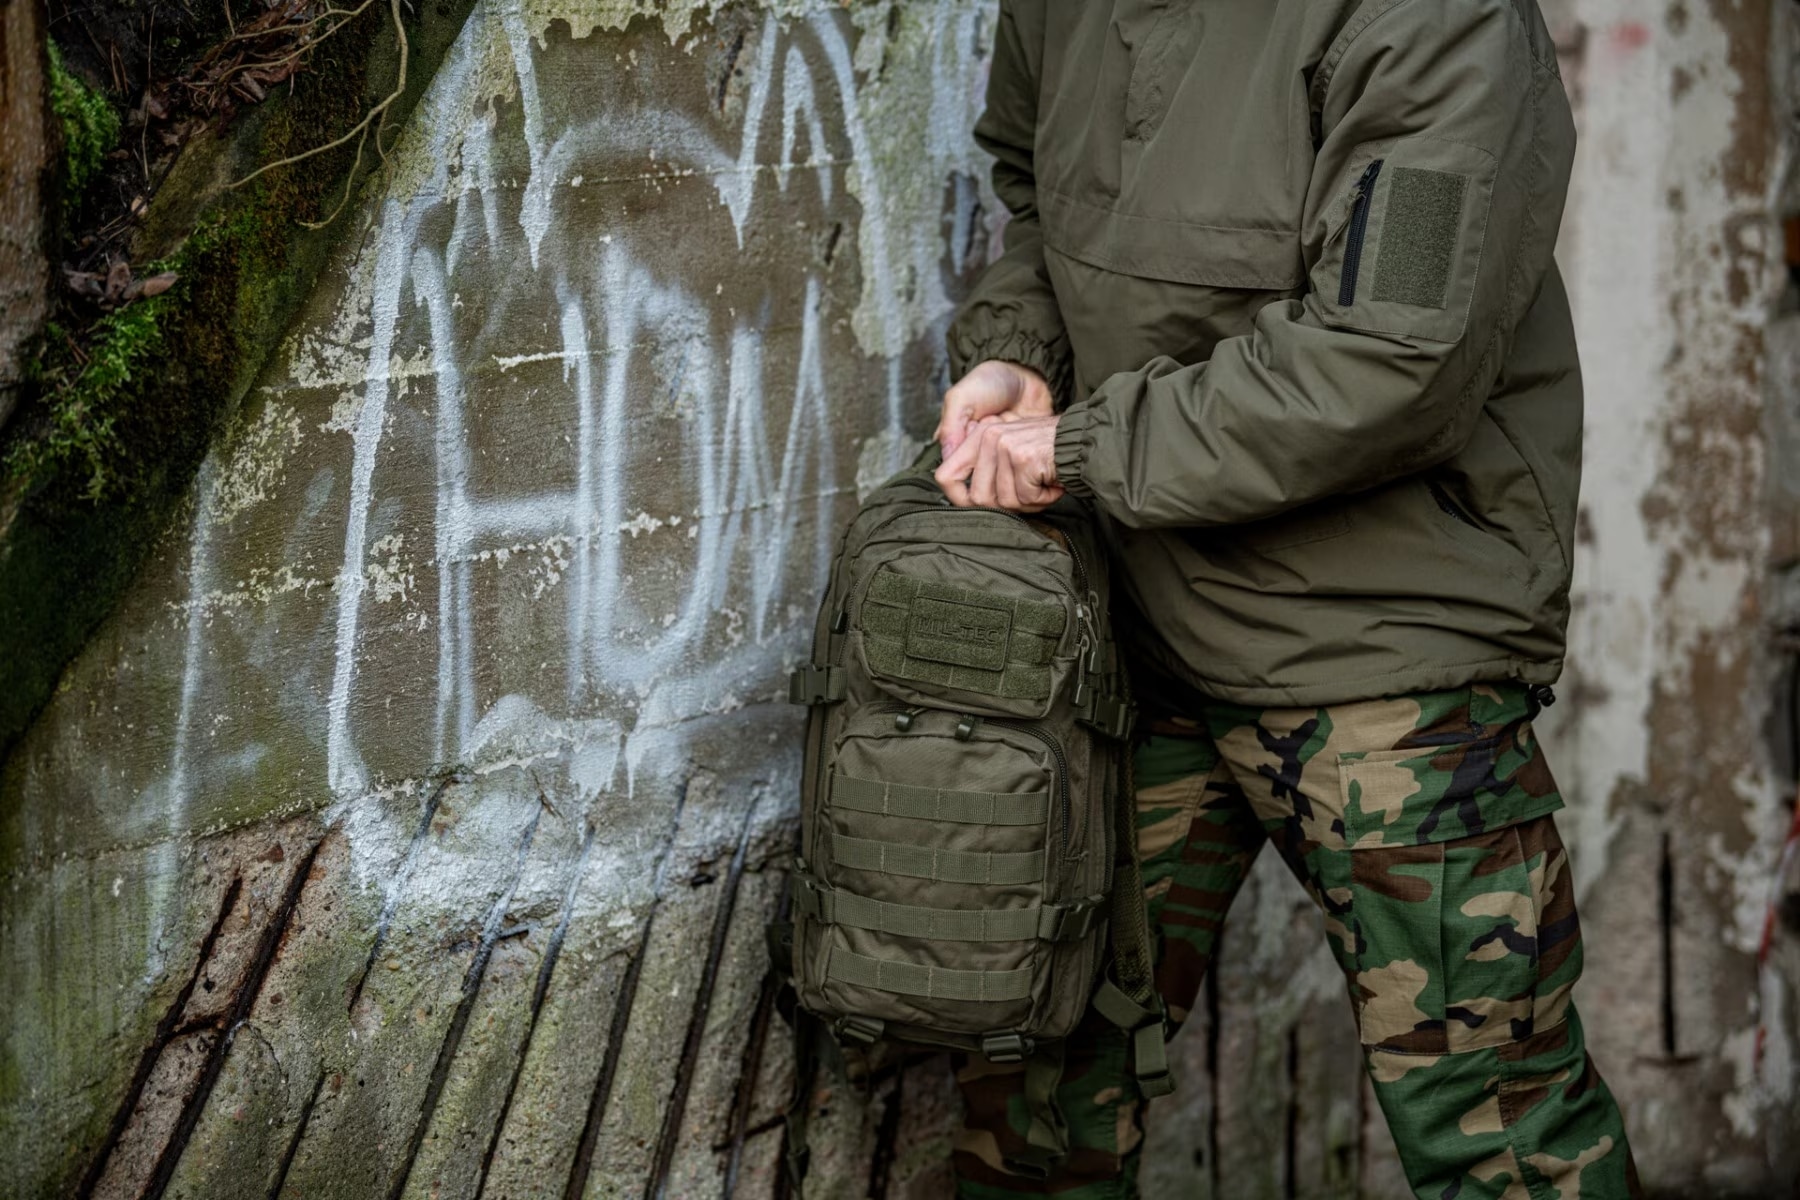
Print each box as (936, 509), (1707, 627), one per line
(949, 329), (1074, 409)
(1053, 403), (1098, 498)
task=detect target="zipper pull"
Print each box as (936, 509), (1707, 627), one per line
(893, 707), (924, 732)
(955, 714), (981, 741)
(1074, 632), (1094, 708)
(1073, 592), (1101, 708)
(1326, 159), (1385, 252)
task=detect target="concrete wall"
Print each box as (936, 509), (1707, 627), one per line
(1, 1), (1795, 1198)
(1545, 0), (1800, 1192)
(1, 2), (990, 1194)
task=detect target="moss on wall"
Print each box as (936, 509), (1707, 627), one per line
(0, 0), (482, 758)
(7, 302), (165, 501)
(44, 41), (121, 227)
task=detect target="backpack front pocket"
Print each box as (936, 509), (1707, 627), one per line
(802, 709), (1096, 1038)
(849, 545), (1081, 721)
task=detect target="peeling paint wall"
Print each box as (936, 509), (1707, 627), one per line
(1, 1), (1796, 1197)
(1542, 0), (1797, 1194)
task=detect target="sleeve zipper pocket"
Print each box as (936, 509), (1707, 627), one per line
(1337, 159), (1384, 306)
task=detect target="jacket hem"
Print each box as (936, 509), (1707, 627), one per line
(1157, 654), (1563, 708)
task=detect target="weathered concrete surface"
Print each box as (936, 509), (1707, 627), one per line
(0, 0), (51, 429)
(2, 0), (1798, 1197)
(1542, 0), (1798, 1195)
(1, 1), (993, 1194)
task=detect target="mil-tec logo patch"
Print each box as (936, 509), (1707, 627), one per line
(905, 597), (1011, 671)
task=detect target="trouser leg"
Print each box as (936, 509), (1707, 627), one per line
(1206, 685), (1641, 1200)
(1369, 1004), (1638, 1199)
(952, 718), (1265, 1197)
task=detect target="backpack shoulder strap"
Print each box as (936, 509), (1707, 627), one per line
(1093, 746), (1175, 1098)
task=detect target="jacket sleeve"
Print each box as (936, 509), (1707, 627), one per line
(944, 0), (1074, 406)
(1052, 0), (1575, 528)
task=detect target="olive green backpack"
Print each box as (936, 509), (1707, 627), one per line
(772, 451), (1172, 1183)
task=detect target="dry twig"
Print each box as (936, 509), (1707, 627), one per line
(225, 0), (408, 230)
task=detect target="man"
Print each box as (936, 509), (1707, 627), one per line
(933, 1), (1641, 1197)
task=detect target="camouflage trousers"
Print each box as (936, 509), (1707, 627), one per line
(952, 684), (1640, 1199)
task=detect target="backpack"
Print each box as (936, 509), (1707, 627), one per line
(772, 450), (1173, 1184)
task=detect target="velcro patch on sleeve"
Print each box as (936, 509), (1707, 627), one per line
(1371, 167), (1467, 310)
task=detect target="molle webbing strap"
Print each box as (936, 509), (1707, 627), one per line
(830, 773), (1049, 826)
(826, 945), (1032, 1002)
(1108, 747), (1154, 1002)
(861, 571), (1066, 701)
(800, 884), (1100, 943)
(830, 832), (1044, 885)
(1100, 733), (1175, 1098)
(1017, 1041), (1071, 1174)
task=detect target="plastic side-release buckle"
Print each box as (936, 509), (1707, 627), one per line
(1079, 691), (1136, 741)
(832, 1014), (885, 1046)
(789, 871), (832, 923)
(1132, 1019), (1175, 1098)
(1038, 896), (1105, 943)
(787, 665), (846, 705)
(1092, 978), (1175, 1098)
(980, 1032), (1035, 1064)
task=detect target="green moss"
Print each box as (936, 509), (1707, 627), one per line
(45, 41), (121, 224)
(7, 5), (391, 511)
(0, 0), (484, 766)
(6, 302), (168, 501)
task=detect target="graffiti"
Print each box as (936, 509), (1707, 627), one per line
(1, 3), (995, 1196)
(8, 2), (1800, 1195)
(289, 0), (989, 801)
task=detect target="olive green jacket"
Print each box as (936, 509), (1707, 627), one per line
(946, 0), (1580, 706)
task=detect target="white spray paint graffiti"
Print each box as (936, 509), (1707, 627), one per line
(325, 195), (418, 798)
(2, 4), (1009, 1188)
(146, 0), (997, 841)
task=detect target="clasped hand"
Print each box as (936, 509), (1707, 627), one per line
(932, 360), (1063, 512)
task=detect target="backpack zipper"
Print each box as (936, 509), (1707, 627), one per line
(1338, 158), (1383, 306)
(991, 719), (1072, 854)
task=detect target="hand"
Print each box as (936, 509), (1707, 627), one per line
(935, 360), (1054, 457)
(934, 414), (1064, 511)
